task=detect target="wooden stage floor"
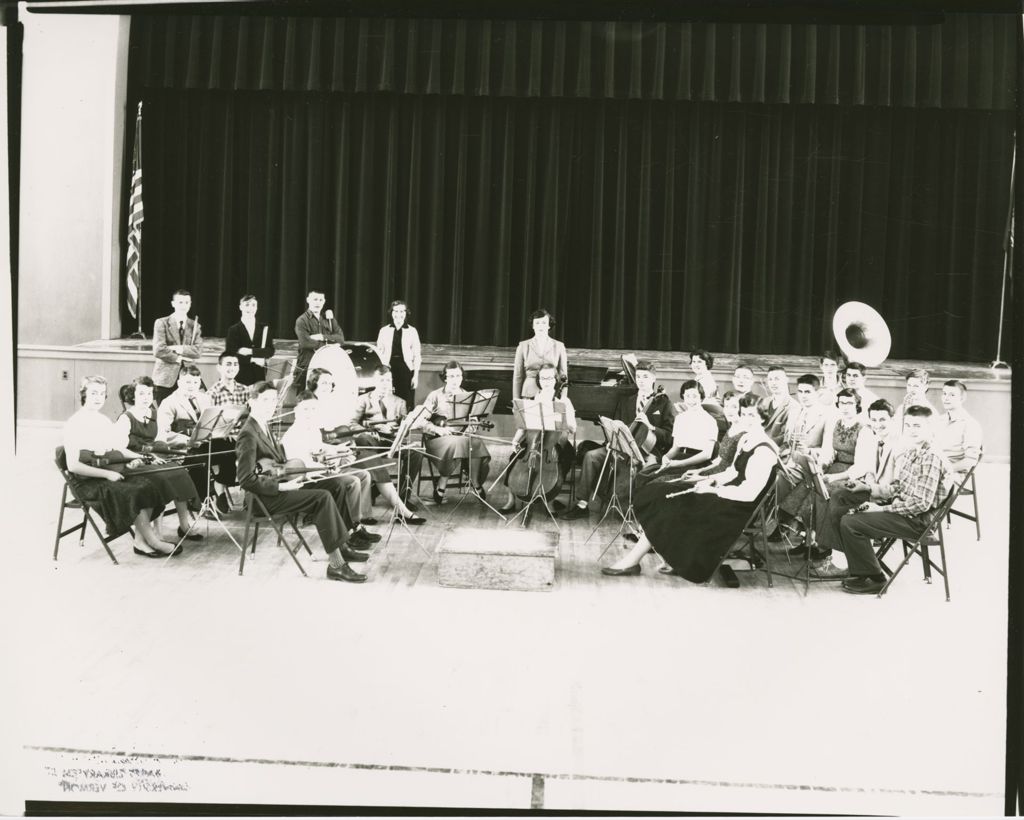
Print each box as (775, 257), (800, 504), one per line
(1, 426), (1010, 815)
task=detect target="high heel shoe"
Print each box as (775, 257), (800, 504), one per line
(401, 514), (427, 525)
(432, 482), (446, 505)
(177, 526), (203, 542)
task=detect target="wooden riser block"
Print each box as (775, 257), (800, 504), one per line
(437, 527), (558, 592)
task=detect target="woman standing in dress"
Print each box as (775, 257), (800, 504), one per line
(600, 395), (779, 582)
(419, 360), (492, 503)
(375, 300), (422, 408)
(63, 376), (179, 558)
(512, 308), (568, 400)
(114, 376), (201, 540)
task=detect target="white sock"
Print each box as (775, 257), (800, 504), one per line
(831, 551), (848, 569)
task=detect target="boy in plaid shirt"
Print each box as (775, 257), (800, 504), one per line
(838, 405), (948, 595)
(209, 352), (251, 407)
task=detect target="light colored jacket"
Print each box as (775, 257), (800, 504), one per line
(375, 324), (422, 373)
(152, 315), (203, 388)
(157, 389), (212, 445)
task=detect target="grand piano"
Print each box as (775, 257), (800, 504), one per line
(462, 363), (633, 422)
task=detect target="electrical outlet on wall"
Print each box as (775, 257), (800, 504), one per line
(61, 370), (69, 381)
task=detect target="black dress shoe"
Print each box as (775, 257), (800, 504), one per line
(177, 526), (203, 542)
(215, 493), (231, 515)
(348, 533), (375, 550)
(432, 488), (446, 505)
(166, 544), (184, 557)
(623, 532), (640, 543)
(133, 546), (162, 558)
(560, 504), (590, 521)
(601, 564), (642, 576)
(472, 484), (487, 500)
(402, 514), (427, 525)
(842, 575), (885, 595)
(353, 527), (382, 543)
(327, 563), (367, 583)
(362, 517), (378, 525)
(341, 546), (371, 563)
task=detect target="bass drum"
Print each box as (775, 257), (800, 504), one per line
(306, 342), (383, 401)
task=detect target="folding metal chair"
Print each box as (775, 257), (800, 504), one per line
(946, 447), (983, 541)
(238, 492), (313, 577)
(706, 465), (780, 589)
(52, 447), (123, 565)
(874, 464), (977, 601)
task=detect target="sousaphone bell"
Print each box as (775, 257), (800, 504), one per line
(832, 301), (891, 368)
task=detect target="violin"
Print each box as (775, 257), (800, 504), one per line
(322, 418), (395, 445)
(79, 449), (149, 470)
(136, 439), (189, 456)
(254, 457), (332, 480)
(78, 449), (185, 476)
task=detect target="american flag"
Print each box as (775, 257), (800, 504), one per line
(126, 103), (144, 319)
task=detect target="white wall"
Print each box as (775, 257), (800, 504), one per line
(18, 12), (128, 345)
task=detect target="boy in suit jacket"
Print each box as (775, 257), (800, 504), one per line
(225, 294), (276, 385)
(152, 289), (202, 403)
(157, 365), (237, 510)
(236, 382), (367, 583)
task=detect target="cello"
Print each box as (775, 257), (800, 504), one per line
(501, 376), (572, 513)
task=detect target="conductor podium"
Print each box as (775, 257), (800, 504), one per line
(437, 527), (557, 592)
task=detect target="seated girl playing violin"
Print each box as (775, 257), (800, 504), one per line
(349, 365), (425, 512)
(307, 368), (423, 523)
(63, 375), (180, 558)
(115, 376), (203, 541)
(416, 360), (491, 504)
(281, 393), (385, 550)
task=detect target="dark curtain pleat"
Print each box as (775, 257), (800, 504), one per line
(129, 14), (1015, 110)
(126, 89), (1014, 361)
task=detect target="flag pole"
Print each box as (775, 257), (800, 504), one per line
(127, 100), (145, 339)
(991, 132), (1014, 371)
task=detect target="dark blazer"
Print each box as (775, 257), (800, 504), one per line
(235, 416), (287, 498)
(294, 311), (345, 375)
(225, 321), (276, 385)
(612, 390), (677, 458)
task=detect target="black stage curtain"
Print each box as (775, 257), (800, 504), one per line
(124, 15), (1016, 361)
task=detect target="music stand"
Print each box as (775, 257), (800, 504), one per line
(502, 399), (569, 531)
(441, 389), (507, 522)
(167, 406), (245, 559)
(588, 416), (619, 506)
(774, 453), (836, 594)
(379, 406), (433, 559)
(587, 421), (647, 560)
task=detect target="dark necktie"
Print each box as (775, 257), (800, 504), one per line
(876, 441), (885, 473)
(178, 321), (185, 341)
(189, 398), (198, 417)
(379, 399), (388, 420)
